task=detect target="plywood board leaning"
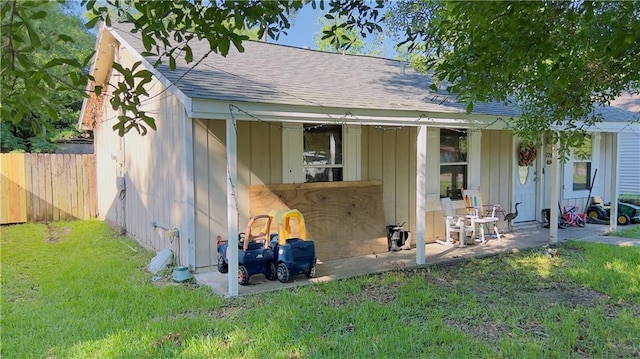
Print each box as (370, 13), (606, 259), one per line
(249, 180), (388, 261)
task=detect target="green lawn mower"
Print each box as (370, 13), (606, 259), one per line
(586, 196), (640, 225)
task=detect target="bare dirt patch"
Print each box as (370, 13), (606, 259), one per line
(327, 282), (401, 308)
(45, 224), (70, 243)
(444, 319), (512, 343)
(533, 284), (608, 308)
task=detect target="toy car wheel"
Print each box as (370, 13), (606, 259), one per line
(618, 214), (631, 226)
(576, 216), (586, 227)
(587, 207), (606, 220)
(266, 262), (277, 280)
(217, 255), (228, 273)
(305, 264), (317, 278)
(277, 262), (290, 283)
(238, 265), (250, 285)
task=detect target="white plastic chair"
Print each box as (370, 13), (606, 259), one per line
(437, 197), (473, 247)
(462, 189), (502, 244)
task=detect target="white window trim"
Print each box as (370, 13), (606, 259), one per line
(438, 128), (479, 197)
(282, 123), (361, 184)
(563, 133), (600, 199)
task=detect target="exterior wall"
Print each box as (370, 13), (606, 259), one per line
(548, 132), (624, 212)
(361, 126), (419, 234)
(619, 131), (640, 195)
(193, 122), (515, 267)
(193, 119), (282, 268)
(95, 45), (189, 264)
(480, 130), (513, 214)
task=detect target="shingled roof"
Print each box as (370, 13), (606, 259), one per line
(106, 23), (638, 124)
(109, 23), (519, 118)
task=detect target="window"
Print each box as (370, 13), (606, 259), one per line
(563, 133), (598, 199)
(440, 129), (467, 199)
(303, 124), (343, 182)
(572, 136), (592, 191)
(282, 124), (360, 184)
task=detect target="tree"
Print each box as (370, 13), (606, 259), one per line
(79, 0), (383, 135)
(314, 14), (384, 56)
(386, 1), (640, 150)
(5, 0), (637, 149)
(2, 0), (383, 137)
(1, 0), (95, 152)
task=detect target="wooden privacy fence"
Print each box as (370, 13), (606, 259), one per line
(1, 153), (97, 224)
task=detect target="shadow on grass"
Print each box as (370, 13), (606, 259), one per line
(2, 221), (639, 358)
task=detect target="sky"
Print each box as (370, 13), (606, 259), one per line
(273, 6), (397, 59)
(273, 6), (322, 50)
(70, 1), (397, 58)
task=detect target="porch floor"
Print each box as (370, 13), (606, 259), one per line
(193, 223), (639, 297)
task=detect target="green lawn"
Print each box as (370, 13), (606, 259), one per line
(609, 224), (640, 239)
(2, 221), (639, 358)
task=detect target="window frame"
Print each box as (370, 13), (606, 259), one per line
(563, 133), (599, 199)
(302, 124), (344, 183)
(282, 123), (361, 184)
(439, 129), (469, 200)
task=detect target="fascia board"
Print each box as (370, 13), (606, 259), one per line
(550, 121), (640, 133)
(190, 99), (512, 129)
(79, 24), (110, 130)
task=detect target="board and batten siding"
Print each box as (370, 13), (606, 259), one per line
(558, 132), (621, 212)
(193, 122), (515, 267)
(193, 119), (282, 268)
(95, 45), (189, 264)
(480, 130), (513, 217)
(618, 131), (640, 195)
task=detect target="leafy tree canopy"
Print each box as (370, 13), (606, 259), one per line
(386, 0), (640, 149)
(314, 14), (382, 55)
(1, 0), (95, 152)
(3, 0), (638, 155)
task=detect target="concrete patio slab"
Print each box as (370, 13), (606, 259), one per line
(193, 223), (638, 297)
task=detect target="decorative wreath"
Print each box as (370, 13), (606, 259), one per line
(517, 142), (537, 167)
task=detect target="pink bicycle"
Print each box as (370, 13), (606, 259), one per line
(562, 206), (587, 227)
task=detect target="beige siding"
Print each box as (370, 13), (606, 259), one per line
(480, 130), (512, 209)
(95, 45), (189, 263)
(194, 123), (517, 266)
(193, 119), (227, 268)
(193, 120), (283, 268)
(361, 126), (451, 243)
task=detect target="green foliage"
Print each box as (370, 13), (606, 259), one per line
(1, 0), (95, 152)
(387, 1), (640, 154)
(80, 0), (384, 135)
(314, 14), (384, 55)
(2, 221), (639, 358)
(6, 0), (638, 143)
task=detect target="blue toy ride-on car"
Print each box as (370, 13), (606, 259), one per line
(216, 215), (277, 285)
(268, 209), (317, 283)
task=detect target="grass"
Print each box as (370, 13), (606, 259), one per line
(2, 221), (639, 358)
(608, 225), (640, 239)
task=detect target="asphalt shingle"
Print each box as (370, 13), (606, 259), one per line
(109, 23), (638, 122)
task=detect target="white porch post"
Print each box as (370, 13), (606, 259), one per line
(467, 130), (482, 190)
(609, 132), (620, 232)
(415, 125), (428, 265)
(182, 114), (196, 269)
(226, 118), (239, 297)
(548, 133), (560, 244)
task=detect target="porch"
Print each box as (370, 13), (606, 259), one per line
(193, 223), (632, 297)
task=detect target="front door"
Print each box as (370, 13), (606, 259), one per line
(512, 141), (537, 223)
